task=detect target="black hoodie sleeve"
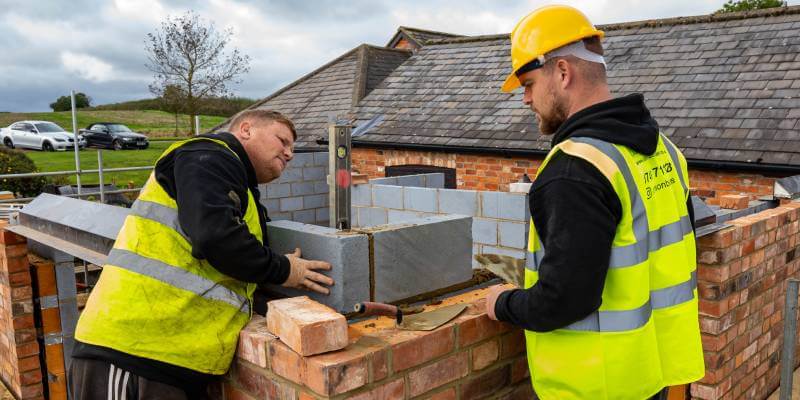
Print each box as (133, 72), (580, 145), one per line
(158, 146), (290, 285)
(493, 154), (620, 331)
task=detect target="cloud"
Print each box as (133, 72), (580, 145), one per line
(60, 52), (116, 83)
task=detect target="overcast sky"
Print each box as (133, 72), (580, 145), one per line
(1, 0), (797, 112)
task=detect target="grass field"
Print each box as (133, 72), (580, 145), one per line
(0, 110), (227, 137)
(25, 141), (176, 187)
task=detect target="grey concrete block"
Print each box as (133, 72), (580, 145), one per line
(277, 167), (303, 183)
(472, 244), (482, 269)
(358, 207), (388, 227)
(262, 199), (280, 214)
(291, 153), (315, 167)
(397, 175), (424, 187)
(258, 184), (268, 199)
(313, 152), (328, 166)
(372, 215), (473, 303)
(498, 192), (528, 221)
(388, 209), (424, 224)
(280, 197), (303, 212)
(292, 209), (316, 224)
(263, 221), (370, 313)
(303, 194), (328, 209)
(373, 185), (403, 209)
(370, 176), (397, 185)
(498, 221), (526, 249)
(404, 187), (437, 213)
(439, 189), (478, 216)
(313, 180), (329, 194)
(473, 218), (498, 245)
(291, 182), (315, 196)
(480, 191), (499, 218)
(266, 183), (291, 199)
(303, 167), (326, 181)
(481, 246), (526, 260)
(352, 184), (372, 207)
(269, 212), (292, 221)
(316, 208), (330, 223)
(426, 173), (445, 189)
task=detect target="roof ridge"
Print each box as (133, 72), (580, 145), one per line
(362, 44), (414, 54)
(423, 5), (800, 45)
(397, 26), (464, 38)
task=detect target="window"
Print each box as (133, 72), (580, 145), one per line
(34, 122), (65, 133)
(385, 165), (457, 189)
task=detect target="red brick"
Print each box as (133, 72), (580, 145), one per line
(2, 244), (28, 258)
(13, 314), (34, 330)
(371, 347), (388, 381)
(5, 256), (29, 273)
(268, 339), (304, 383)
(0, 227), (25, 245)
(408, 353), (469, 397)
(233, 362), (295, 400)
(348, 378), (404, 400)
(505, 382), (536, 400)
(20, 382), (43, 399)
(389, 325), (455, 372)
(16, 341), (39, 357)
(500, 331), (525, 359)
(237, 316), (273, 368)
(223, 383), (256, 400)
(266, 296), (348, 357)
(511, 356), (530, 384)
(304, 347), (369, 396)
(17, 356), (40, 373)
(19, 369), (41, 386)
(458, 314), (511, 347)
(11, 285), (32, 301)
(9, 271), (31, 287)
(472, 339), (499, 371)
(460, 364), (511, 400)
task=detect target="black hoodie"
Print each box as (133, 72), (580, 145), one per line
(494, 94), (695, 332)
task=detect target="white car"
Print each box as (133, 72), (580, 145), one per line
(1, 120), (86, 151)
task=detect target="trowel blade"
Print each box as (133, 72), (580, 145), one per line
(474, 254), (525, 287)
(398, 303), (467, 331)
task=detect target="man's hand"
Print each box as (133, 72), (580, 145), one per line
(282, 248), (335, 295)
(485, 285), (510, 321)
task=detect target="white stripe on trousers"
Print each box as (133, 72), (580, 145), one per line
(108, 364), (130, 400)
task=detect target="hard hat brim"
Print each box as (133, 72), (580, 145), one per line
(502, 73), (520, 93)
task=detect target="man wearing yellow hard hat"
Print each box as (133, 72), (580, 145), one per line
(485, 5), (705, 400)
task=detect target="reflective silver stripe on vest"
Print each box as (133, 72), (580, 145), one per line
(563, 270), (697, 332)
(607, 215), (693, 268)
(107, 248), (250, 314)
(661, 134), (688, 197)
(129, 200), (191, 243)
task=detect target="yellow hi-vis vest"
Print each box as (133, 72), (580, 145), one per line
(524, 134), (705, 400)
(75, 138), (262, 375)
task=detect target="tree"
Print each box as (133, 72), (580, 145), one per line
(145, 11), (250, 136)
(157, 84), (187, 134)
(50, 92), (91, 112)
(717, 0), (786, 13)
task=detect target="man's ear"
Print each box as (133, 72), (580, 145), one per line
(556, 59), (572, 90)
(239, 121), (251, 140)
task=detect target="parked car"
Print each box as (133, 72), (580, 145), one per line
(0, 120), (86, 151)
(79, 123), (149, 150)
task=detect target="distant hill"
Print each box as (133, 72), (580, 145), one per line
(90, 96), (257, 117)
(0, 110), (226, 137)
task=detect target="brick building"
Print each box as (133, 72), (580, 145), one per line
(220, 7), (800, 201)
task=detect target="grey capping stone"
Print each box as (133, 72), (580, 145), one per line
(404, 187), (437, 213)
(498, 192), (528, 221)
(357, 207), (388, 227)
(291, 182), (316, 196)
(369, 176), (398, 185)
(303, 167), (326, 181)
(269, 212), (292, 221)
(397, 175), (424, 187)
(352, 184), (372, 207)
(280, 197), (303, 212)
(439, 189), (478, 216)
(373, 185), (404, 209)
(303, 194), (328, 209)
(266, 183), (291, 199)
(498, 221), (526, 249)
(473, 218), (498, 245)
(263, 221), (370, 313)
(372, 215), (473, 303)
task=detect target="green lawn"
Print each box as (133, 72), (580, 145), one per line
(25, 141), (177, 187)
(0, 110), (227, 138)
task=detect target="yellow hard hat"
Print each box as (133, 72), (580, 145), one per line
(501, 5), (604, 92)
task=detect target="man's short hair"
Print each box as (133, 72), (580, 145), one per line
(543, 36), (607, 84)
(229, 109), (297, 140)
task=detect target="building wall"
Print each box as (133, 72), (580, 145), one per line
(352, 148), (787, 199)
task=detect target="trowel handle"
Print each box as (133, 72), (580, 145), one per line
(354, 302), (403, 323)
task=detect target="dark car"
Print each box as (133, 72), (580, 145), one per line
(80, 123), (149, 150)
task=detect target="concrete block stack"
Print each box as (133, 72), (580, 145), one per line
(218, 286), (532, 399)
(261, 152), (330, 225)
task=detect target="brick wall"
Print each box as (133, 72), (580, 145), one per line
(351, 148), (789, 198)
(261, 152), (329, 225)
(217, 286), (532, 399)
(0, 222), (44, 399)
(692, 202), (800, 399)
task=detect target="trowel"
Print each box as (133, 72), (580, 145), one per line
(353, 302), (467, 331)
(474, 254), (525, 287)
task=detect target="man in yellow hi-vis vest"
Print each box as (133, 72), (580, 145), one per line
(69, 110), (334, 399)
(484, 5), (705, 400)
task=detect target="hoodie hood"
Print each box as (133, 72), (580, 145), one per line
(550, 93), (659, 155)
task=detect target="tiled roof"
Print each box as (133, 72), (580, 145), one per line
(353, 6), (800, 167)
(214, 45), (411, 150)
(386, 27), (464, 49)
